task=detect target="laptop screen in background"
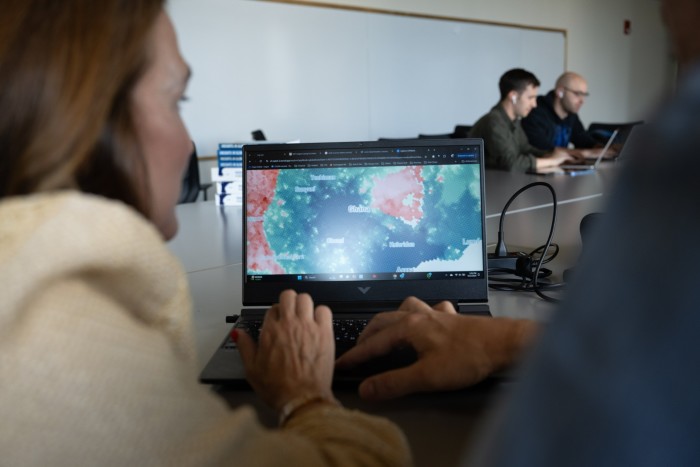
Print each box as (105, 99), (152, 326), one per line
(243, 139), (487, 307)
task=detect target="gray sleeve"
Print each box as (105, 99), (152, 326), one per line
(465, 91), (700, 466)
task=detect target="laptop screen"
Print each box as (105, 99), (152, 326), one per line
(242, 139), (488, 308)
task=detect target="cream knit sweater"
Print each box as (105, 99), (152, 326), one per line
(0, 192), (410, 467)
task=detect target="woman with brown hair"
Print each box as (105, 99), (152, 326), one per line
(0, 1), (409, 465)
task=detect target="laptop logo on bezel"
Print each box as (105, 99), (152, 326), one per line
(358, 287), (371, 294)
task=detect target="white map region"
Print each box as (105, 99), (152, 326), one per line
(409, 240), (483, 272)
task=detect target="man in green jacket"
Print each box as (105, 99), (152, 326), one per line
(470, 68), (574, 172)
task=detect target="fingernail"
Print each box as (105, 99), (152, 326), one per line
(230, 328), (239, 343)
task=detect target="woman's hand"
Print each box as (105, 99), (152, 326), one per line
(236, 290), (336, 412)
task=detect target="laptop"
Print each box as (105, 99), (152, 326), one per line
(589, 120), (644, 147)
(529, 129), (618, 176)
(200, 138), (491, 386)
(615, 124), (646, 161)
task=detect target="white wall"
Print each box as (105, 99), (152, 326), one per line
(298, 0), (672, 124)
(170, 0), (673, 156)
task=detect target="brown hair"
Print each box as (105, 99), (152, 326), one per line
(0, 0), (165, 215)
(498, 68), (540, 101)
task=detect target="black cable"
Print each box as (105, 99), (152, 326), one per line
(528, 243), (559, 265)
(488, 181), (562, 303)
(530, 183), (559, 302)
(488, 280), (565, 293)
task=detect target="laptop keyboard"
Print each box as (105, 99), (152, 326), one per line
(222, 318), (370, 350)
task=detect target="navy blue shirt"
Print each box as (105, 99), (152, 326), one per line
(521, 91), (597, 150)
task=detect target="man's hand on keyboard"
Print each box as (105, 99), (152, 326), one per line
(335, 296), (539, 400)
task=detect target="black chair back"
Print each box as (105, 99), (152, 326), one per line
(452, 125), (473, 138)
(178, 143), (201, 204)
(418, 133), (453, 139)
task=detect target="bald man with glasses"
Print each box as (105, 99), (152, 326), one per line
(522, 72), (602, 158)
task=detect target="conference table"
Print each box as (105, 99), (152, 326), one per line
(167, 164), (620, 467)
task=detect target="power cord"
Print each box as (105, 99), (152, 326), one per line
(487, 181), (562, 302)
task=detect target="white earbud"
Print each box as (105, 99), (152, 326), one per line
(558, 91), (564, 98)
(511, 95), (517, 105)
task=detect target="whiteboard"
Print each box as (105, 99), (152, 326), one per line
(168, 0), (566, 155)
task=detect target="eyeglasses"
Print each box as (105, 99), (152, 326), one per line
(564, 87), (590, 98)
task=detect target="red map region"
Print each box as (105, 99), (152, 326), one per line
(247, 169), (285, 274)
(370, 166), (425, 225)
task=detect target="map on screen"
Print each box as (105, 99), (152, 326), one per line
(246, 164), (483, 276)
